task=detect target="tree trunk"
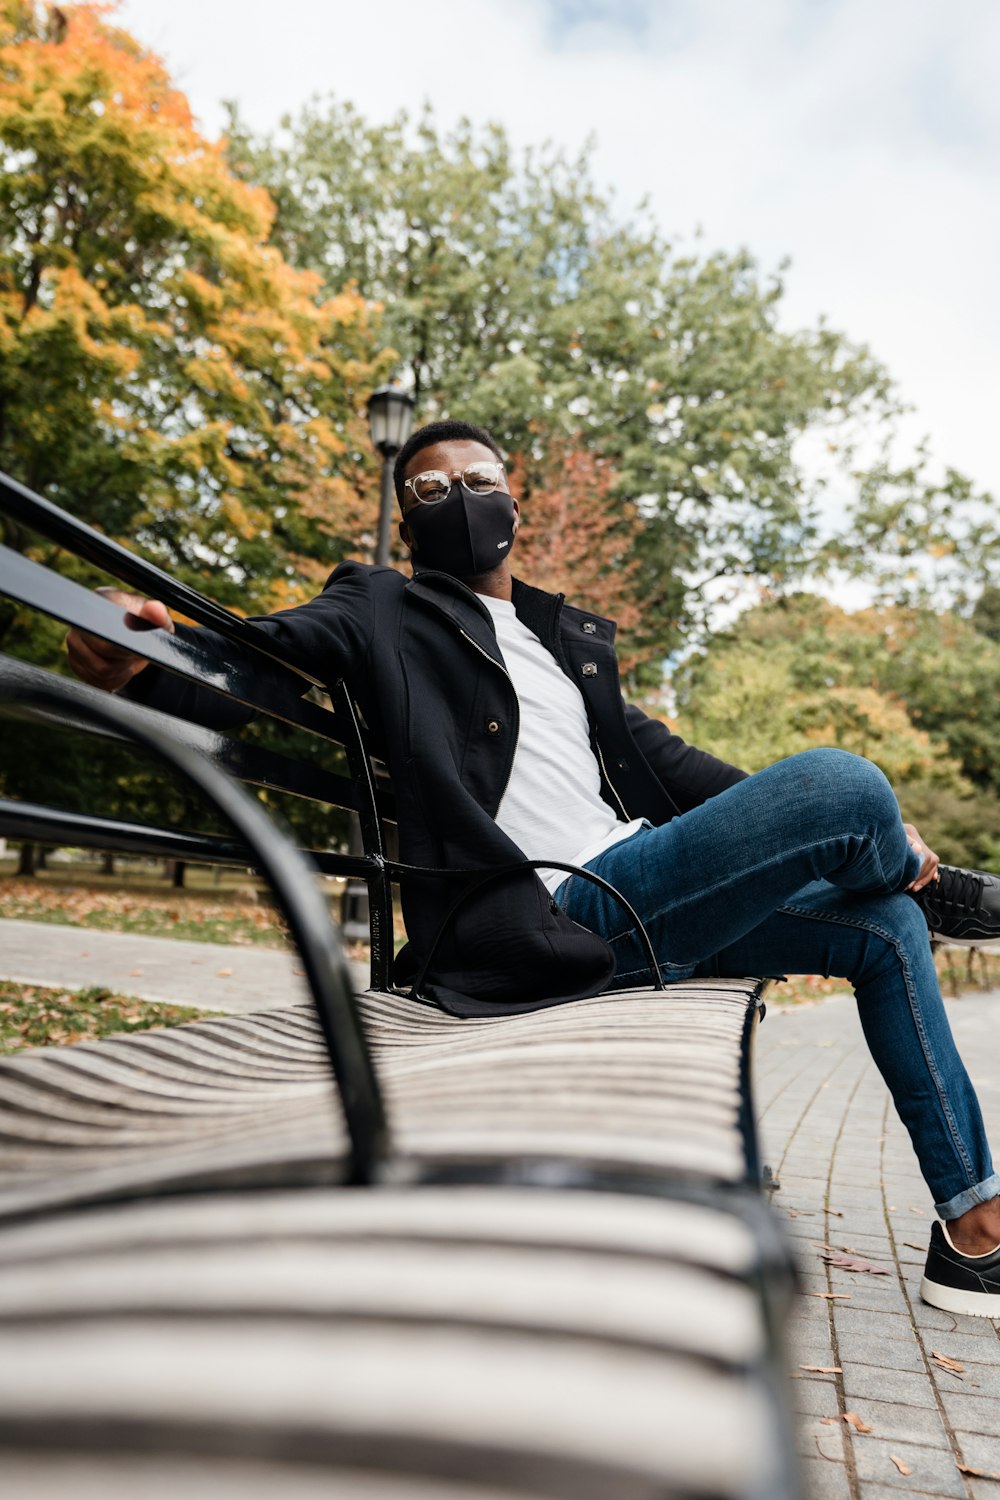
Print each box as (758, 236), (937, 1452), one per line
(172, 860), (186, 889)
(36, 847), (48, 870)
(17, 842), (35, 877)
(101, 851), (115, 876)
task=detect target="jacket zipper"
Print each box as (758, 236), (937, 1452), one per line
(459, 627), (520, 813)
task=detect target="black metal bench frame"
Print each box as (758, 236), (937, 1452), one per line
(0, 469), (804, 1499)
(0, 466), (774, 1203)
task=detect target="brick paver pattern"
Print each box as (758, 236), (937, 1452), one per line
(758, 990), (1000, 1500)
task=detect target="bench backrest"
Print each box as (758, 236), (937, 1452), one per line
(0, 468), (397, 991)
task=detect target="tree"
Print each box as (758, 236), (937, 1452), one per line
(824, 445), (1000, 616)
(734, 595), (1000, 799)
(0, 1), (389, 611)
(673, 636), (967, 792)
(508, 441), (645, 672)
(0, 2), (387, 861)
(226, 99), (895, 677)
(972, 585), (1000, 644)
(671, 593), (1000, 872)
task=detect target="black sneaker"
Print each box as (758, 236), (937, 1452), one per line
(921, 1220), (1000, 1317)
(911, 865), (1000, 946)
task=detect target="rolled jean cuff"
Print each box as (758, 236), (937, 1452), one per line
(935, 1172), (1000, 1221)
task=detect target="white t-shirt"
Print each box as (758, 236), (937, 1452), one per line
(480, 595), (643, 893)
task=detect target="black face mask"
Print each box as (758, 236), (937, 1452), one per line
(405, 483), (517, 578)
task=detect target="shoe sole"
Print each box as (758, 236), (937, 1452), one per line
(929, 932), (1000, 947)
(920, 1273), (1000, 1317)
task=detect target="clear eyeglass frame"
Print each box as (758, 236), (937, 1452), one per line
(403, 461), (506, 505)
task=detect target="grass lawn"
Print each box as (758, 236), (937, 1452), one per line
(0, 869), (294, 948)
(0, 979), (214, 1054)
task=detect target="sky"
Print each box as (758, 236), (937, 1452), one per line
(117, 0), (1000, 512)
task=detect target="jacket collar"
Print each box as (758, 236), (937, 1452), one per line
(405, 570), (579, 664)
(510, 576), (565, 651)
(405, 570), (503, 665)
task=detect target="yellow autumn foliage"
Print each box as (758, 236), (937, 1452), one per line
(0, 0), (393, 608)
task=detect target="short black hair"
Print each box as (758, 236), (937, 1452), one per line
(393, 420), (503, 505)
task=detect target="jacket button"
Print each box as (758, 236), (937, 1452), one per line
(582, 662), (598, 677)
(485, 718), (502, 734)
(581, 621), (596, 634)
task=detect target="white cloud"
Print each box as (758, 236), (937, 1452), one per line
(118, 0), (1000, 503)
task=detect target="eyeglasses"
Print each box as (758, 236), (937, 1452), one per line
(403, 461), (506, 505)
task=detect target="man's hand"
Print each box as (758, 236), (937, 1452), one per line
(903, 822), (940, 892)
(66, 587), (174, 693)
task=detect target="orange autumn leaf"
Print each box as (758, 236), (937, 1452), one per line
(821, 1250), (892, 1276)
(930, 1351), (965, 1377)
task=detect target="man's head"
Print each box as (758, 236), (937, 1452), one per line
(394, 420), (519, 583)
(393, 420), (505, 512)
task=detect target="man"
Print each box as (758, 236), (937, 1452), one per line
(67, 418), (1000, 1316)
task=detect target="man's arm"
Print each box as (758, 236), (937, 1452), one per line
(623, 701), (748, 814)
(67, 562), (376, 727)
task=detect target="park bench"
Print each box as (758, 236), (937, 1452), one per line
(0, 468), (801, 1500)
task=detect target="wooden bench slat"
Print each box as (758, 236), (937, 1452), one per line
(0, 1186), (762, 1276)
(0, 983), (760, 1217)
(0, 1318), (781, 1497)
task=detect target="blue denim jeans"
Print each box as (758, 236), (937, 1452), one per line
(553, 748), (1000, 1219)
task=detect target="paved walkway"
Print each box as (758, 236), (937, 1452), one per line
(758, 991), (1000, 1500)
(0, 918), (369, 1010)
(1, 917), (999, 1495)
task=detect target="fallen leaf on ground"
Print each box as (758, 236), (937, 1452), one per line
(128, 968), (143, 977)
(890, 1455), (913, 1476)
(819, 1413), (875, 1433)
(216, 968), (233, 977)
(809, 1291), (852, 1300)
(821, 1250), (892, 1275)
(957, 1461), (1000, 1479)
(930, 1351), (965, 1376)
(799, 1365), (842, 1374)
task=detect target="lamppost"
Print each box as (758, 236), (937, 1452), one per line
(341, 385), (416, 943)
(367, 385), (415, 565)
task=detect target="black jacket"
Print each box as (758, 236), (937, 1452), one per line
(128, 564), (746, 1015)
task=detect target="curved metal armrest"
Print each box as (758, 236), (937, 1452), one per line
(0, 667), (388, 1185)
(408, 857), (665, 1001)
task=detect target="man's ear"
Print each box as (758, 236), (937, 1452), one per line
(512, 497), (520, 535)
(398, 517), (412, 551)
